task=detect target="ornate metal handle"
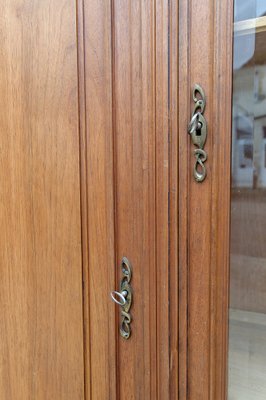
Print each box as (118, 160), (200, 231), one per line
(110, 257), (133, 340)
(110, 290), (128, 306)
(188, 84), (208, 182)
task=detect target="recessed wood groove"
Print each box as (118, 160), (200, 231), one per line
(76, 0), (91, 398)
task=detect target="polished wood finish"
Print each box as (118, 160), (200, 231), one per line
(211, 3), (233, 398)
(0, 1), (85, 398)
(81, 0), (235, 398)
(155, 0), (171, 396)
(81, 0), (172, 398)
(0, 0), (235, 398)
(178, 1), (233, 400)
(169, 0), (179, 398)
(80, 0), (117, 398)
(113, 1), (158, 396)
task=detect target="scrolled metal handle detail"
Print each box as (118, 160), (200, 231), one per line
(110, 257), (133, 340)
(188, 84), (208, 182)
(194, 149), (207, 182)
(120, 310), (131, 340)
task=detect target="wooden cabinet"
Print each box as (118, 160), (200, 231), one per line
(7, 0), (266, 399)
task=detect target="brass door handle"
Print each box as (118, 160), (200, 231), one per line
(188, 84), (208, 182)
(110, 257), (133, 340)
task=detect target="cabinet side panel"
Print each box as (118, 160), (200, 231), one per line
(0, 1), (85, 398)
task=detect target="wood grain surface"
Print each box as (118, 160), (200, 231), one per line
(0, 1), (85, 399)
(81, 0), (171, 398)
(0, 0), (236, 398)
(178, 1), (233, 399)
(81, 0), (234, 398)
(81, 0), (117, 398)
(169, 0), (179, 398)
